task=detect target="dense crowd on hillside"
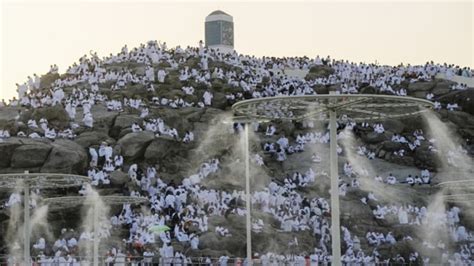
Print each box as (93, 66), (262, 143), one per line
(1, 40), (473, 265)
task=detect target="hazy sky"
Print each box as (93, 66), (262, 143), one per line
(1, 0), (472, 101)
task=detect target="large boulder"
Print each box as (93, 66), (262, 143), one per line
(151, 108), (191, 133)
(116, 132), (155, 161)
(359, 86), (377, 94)
(39, 73), (60, 89)
(414, 146), (438, 171)
(176, 107), (205, 123)
(432, 80), (454, 96)
(41, 139), (88, 174)
(32, 105), (69, 129)
(383, 120), (405, 134)
(361, 132), (388, 144)
(109, 170), (129, 187)
(445, 111), (474, 130)
(381, 141), (402, 151)
(0, 107), (21, 129)
(279, 121), (296, 136)
(407, 81), (436, 93)
(11, 142), (52, 168)
(113, 114), (142, 130)
(0, 139), (23, 167)
(89, 105), (118, 133)
(212, 92), (229, 110)
(388, 155), (415, 166)
(144, 137), (189, 176)
(305, 65), (335, 80)
(74, 131), (115, 148)
(313, 85), (329, 94)
(144, 137), (181, 162)
(438, 89), (474, 116)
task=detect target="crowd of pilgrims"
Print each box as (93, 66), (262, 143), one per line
(1, 40), (473, 265)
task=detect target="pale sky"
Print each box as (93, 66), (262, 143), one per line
(1, 0), (473, 101)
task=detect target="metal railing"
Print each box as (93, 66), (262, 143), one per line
(0, 255), (316, 266)
(0, 255), (445, 265)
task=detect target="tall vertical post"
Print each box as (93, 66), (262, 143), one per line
(24, 183), (30, 266)
(244, 123), (252, 265)
(93, 202), (99, 266)
(329, 109), (341, 266)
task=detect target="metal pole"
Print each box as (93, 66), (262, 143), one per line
(24, 183), (30, 266)
(329, 109), (341, 266)
(93, 202), (99, 266)
(244, 124), (252, 265)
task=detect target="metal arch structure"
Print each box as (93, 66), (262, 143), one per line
(231, 93), (434, 266)
(442, 194), (474, 203)
(43, 195), (149, 210)
(232, 94), (434, 122)
(436, 180), (474, 203)
(436, 180), (474, 189)
(43, 195), (148, 266)
(0, 173), (90, 189)
(0, 172), (89, 265)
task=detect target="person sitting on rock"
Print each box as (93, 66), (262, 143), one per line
(405, 175), (415, 186)
(82, 113), (94, 128)
(386, 173), (397, 185)
(203, 90), (213, 106)
(183, 131), (194, 143)
(114, 155), (123, 168)
(27, 119), (38, 129)
(39, 117), (49, 131)
(373, 123), (385, 134)
(131, 122), (142, 133)
(446, 103), (459, 111)
(216, 226), (232, 236)
(45, 127), (57, 139)
(421, 170), (431, 184)
(250, 153), (264, 167)
(312, 153), (322, 163)
(140, 107), (149, 118)
(414, 175), (423, 185)
(265, 124), (276, 136)
(33, 237), (46, 250)
(374, 175), (383, 183)
(103, 159), (115, 172)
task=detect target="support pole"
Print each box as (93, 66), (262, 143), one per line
(329, 109), (341, 266)
(244, 124), (252, 265)
(93, 202), (99, 266)
(24, 183), (30, 266)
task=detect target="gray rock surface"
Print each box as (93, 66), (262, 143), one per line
(41, 139), (88, 174)
(116, 131), (155, 161)
(109, 170), (129, 186)
(11, 142), (52, 168)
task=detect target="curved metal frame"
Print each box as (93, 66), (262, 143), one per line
(436, 180), (474, 203)
(43, 195), (148, 266)
(0, 173), (89, 265)
(436, 180), (474, 189)
(43, 195), (148, 210)
(232, 94), (434, 121)
(0, 173), (90, 189)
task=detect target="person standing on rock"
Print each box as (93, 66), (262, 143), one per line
(83, 112), (94, 128)
(203, 90), (213, 106)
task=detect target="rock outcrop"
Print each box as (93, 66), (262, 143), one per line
(0, 48), (473, 261)
(41, 139), (88, 174)
(116, 131), (155, 161)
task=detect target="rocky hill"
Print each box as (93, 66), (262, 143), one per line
(0, 44), (473, 262)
